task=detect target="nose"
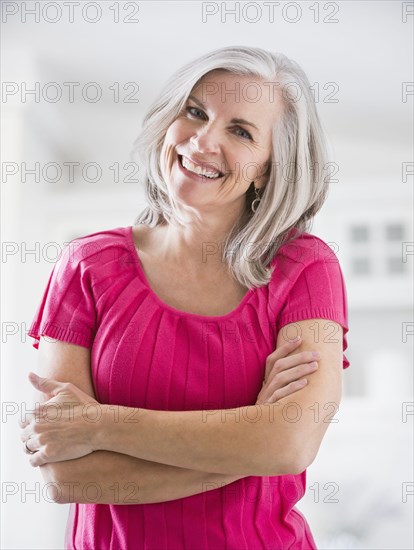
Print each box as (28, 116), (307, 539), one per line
(190, 123), (221, 155)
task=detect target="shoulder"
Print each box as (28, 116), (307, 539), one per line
(56, 226), (134, 269)
(268, 231), (345, 299)
(271, 230), (339, 272)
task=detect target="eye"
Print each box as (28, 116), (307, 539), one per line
(185, 106), (253, 141)
(185, 106), (206, 119)
(233, 127), (252, 140)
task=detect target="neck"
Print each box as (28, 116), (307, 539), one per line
(155, 212), (239, 272)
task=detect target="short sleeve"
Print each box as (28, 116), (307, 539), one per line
(275, 257), (350, 369)
(28, 241), (97, 350)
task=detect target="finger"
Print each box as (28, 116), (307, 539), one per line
(29, 450), (48, 468)
(265, 353), (318, 389)
(270, 378), (308, 402)
(271, 353), (319, 376)
(18, 417), (31, 429)
(20, 426), (32, 442)
(260, 379), (308, 404)
(20, 423), (43, 443)
(28, 372), (65, 397)
(26, 432), (41, 449)
(23, 432), (40, 454)
(265, 337), (302, 380)
(18, 406), (48, 429)
(271, 336), (302, 361)
(263, 361), (316, 396)
(272, 361), (318, 386)
(23, 440), (35, 455)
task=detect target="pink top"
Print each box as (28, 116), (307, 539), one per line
(28, 225), (350, 550)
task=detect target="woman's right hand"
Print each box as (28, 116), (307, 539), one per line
(255, 337), (319, 405)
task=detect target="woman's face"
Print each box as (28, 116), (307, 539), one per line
(160, 70), (282, 215)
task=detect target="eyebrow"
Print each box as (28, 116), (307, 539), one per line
(187, 95), (260, 133)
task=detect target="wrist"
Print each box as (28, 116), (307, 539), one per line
(91, 403), (111, 451)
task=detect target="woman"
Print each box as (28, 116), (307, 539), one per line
(21, 46), (349, 549)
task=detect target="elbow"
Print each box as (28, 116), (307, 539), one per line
(39, 463), (74, 504)
(263, 436), (316, 477)
(283, 454), (312, 476)
(285, 439), (319, 476)
(265, 457), (308, 477)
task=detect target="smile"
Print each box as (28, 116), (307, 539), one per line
(178, 155), (225, 182)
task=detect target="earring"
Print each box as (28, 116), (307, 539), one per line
(251, 185), (261, 213)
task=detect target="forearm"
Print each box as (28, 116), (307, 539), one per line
(40, 450), (246, 505)
(97, 404), (296, 476)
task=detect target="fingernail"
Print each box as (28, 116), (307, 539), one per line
(312, 351), (321, 359)
(292, 336), (301, 342)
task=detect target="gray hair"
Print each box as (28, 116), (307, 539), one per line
(132, 45), (331, 288)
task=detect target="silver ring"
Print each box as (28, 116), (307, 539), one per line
(24, 439), (37, 455)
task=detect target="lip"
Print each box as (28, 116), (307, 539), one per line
(177, 155), (224, 183)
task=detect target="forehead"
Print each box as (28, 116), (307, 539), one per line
(190, 70), (282, 126)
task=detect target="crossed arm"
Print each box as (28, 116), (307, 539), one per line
(30, 338), (246, 505)
(25, 319), (343, 504)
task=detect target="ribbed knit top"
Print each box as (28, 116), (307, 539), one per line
(28, 225), (350, 550)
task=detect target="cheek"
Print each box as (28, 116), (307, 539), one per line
(234, 154), (261, 183)
(244, 162), (263, 182)
(165, 120), (190, 145)
(240, 149), (270, 182)
(160, 126), (181, 170)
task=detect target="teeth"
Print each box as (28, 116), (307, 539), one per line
(181, 156), (222, 179)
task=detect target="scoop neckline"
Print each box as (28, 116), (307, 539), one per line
(127, 225), (257, 321)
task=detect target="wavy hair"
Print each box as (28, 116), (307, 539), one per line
(132, 45), (331, 288)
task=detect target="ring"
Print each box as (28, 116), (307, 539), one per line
(24, 439), (37, 455)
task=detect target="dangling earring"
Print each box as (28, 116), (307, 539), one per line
(251, 185), (261, 213)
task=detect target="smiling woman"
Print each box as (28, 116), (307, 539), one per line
(23, 45), (349, 550)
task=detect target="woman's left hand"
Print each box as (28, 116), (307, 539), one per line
(19, 372), (102, 467)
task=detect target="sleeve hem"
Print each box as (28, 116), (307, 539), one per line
(28, 321), (94, 350)
(276, 307), (348, 331)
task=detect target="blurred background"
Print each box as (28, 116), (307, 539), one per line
(2, 1), (413, 548)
